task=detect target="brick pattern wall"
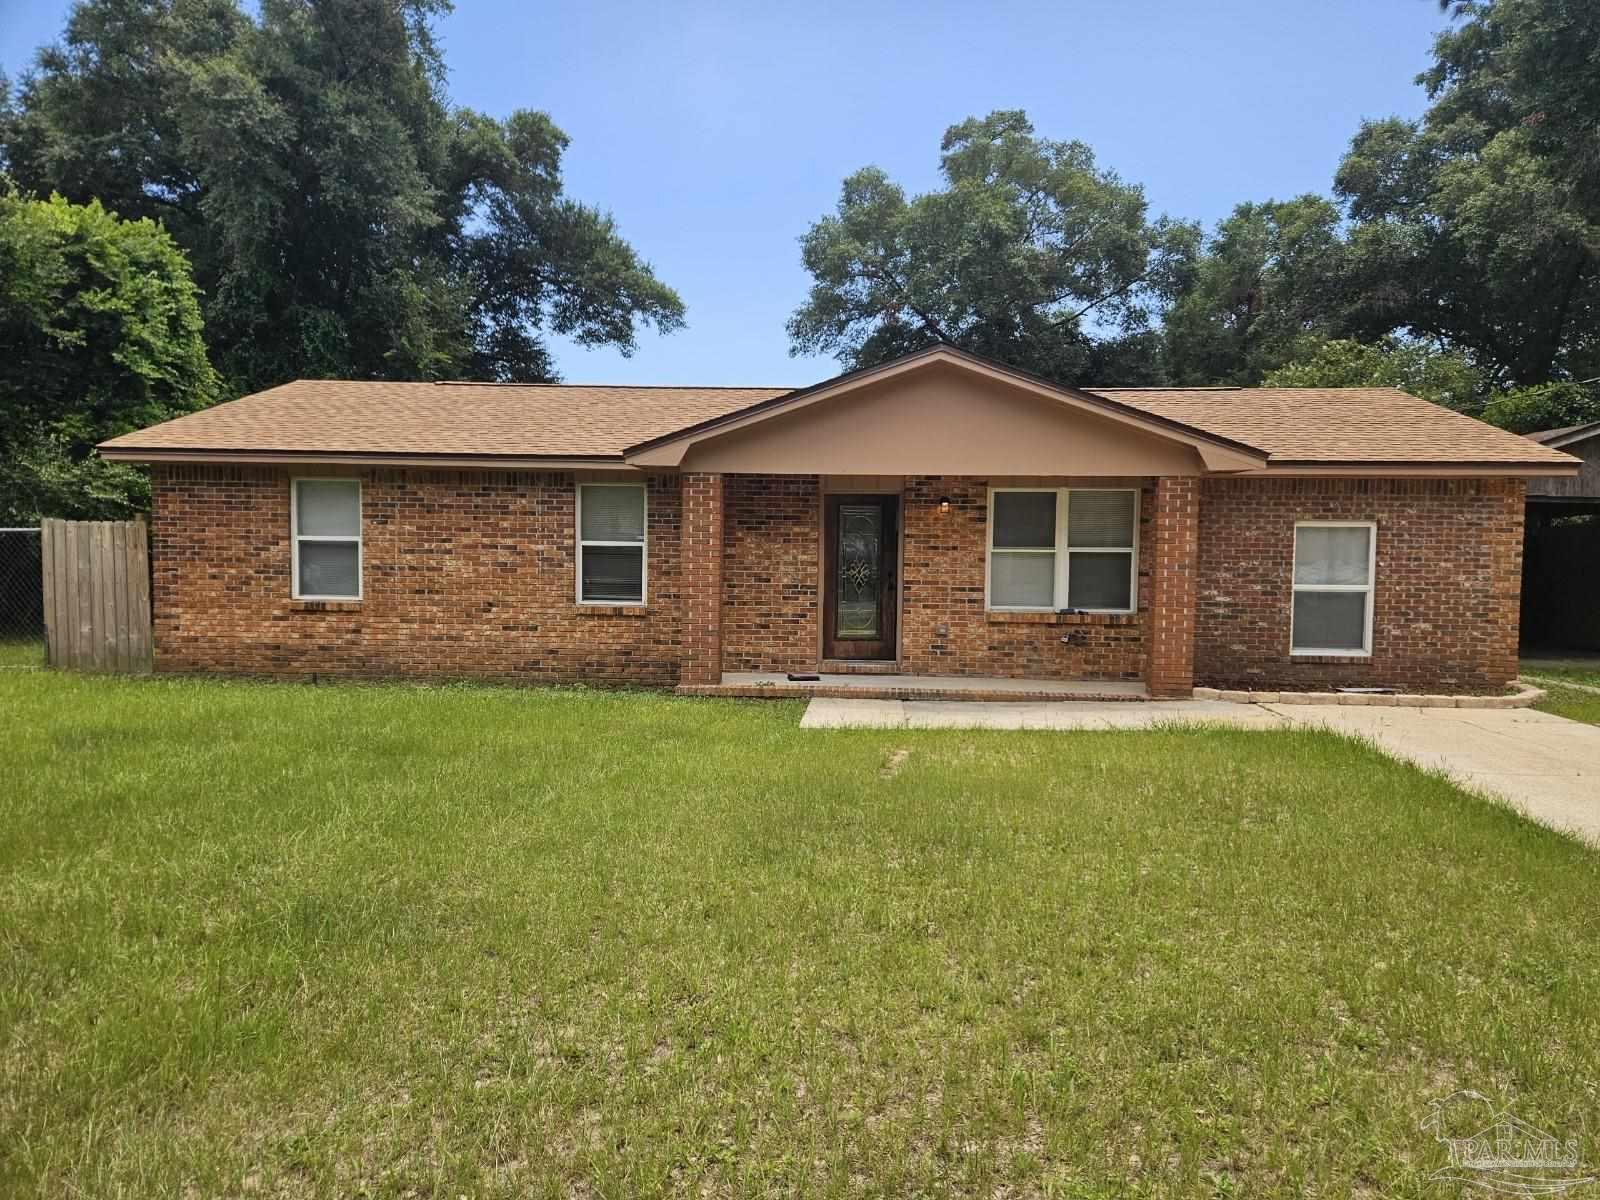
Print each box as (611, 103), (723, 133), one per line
(1194, 477), (1526, 693)
(898, 476), (1153, 682)
(1148, 476), (1199, 697)
(721, 474), (820, 671)
(679, 472), (724, 685)
(149, 466), (1528, 695)
(149, 465), (684, 684)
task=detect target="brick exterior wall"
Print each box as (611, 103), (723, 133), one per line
(1147, 476), (1199, 698)
(150, 465), (684, 684)
(679, 472), (724, 685)
(1194, 477), (1526, 693)
(898, 476), (1153, 682)
(721, 474), (820, 671)
(148, 466), (1527, 695)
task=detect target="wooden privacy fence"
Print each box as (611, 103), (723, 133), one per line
(41, 518), (153, 673)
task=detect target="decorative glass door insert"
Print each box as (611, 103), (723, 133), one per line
(836, 504), (883, 639)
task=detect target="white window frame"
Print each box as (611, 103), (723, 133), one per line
(576, 483), (648, 606)
(290, 477), (362, 601)
(1289, 520), (1376, 657)
(985, 487), (1139, 614)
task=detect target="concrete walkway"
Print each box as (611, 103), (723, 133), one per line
(801, 697), (1600, 844)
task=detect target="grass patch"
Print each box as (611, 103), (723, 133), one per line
(3, 671), (1598, 1197)
(1532, 682), (1600, 726)
(0, 637), (44, 668)
(1524, 663), (1600, 690)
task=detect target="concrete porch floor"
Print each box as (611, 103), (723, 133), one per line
(677, 672), (1150, 703)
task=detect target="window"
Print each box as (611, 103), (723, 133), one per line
(578, 483), (646, 604)
(1291, 522), (1375, 655)
(292, 479), (361, 600)
(987, 488), (1137, 612)
(989, 491), (1058, 608)
(1064, 490), (1138, 611)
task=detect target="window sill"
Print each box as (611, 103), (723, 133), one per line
(986, 610), (1138, 627)
(574, 604), (651, 618)
(288, 599), (362, 613)
(1290, 651), (1372, 662)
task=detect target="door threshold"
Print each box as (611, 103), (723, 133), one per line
(817, 659), (902, 675)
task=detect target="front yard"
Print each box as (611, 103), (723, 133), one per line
(1524, 662), (1600, 726)
(4, 672), (1598, 1197)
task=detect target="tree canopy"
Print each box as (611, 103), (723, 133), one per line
(0, 190), (219, 521)
(6, 0), (1600, 470)
(1160, 197), (1352, 387)
(789, 0), (1600, 427)
(1261, 338), (1486, 412)
(1327, 0), (1600, 386)
(787, 111), (1198, 387)
(1, 0), (685, 394)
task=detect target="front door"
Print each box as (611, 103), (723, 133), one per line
(823, 494), (899, 661)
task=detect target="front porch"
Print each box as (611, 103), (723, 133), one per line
(676, 472), (1202, 699)
(677, 671), (1151, 702)
(651, 350), (1223, 700)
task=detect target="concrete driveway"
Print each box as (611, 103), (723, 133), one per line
(801, 697), (1600, 845)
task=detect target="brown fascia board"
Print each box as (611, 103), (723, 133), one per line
(99, 449), (1578, 478)
(1255, 459), (1580, 476)
(97, 446), (634, 470)
(621, 343), (1270, 463)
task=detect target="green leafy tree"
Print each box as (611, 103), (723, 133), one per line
(0, 191), (220, 521)
(1262, 337), (1487, 412)
(1331, 0), (1600, 386)
(2, 0), (684, 392)
(787, 110), (1199, 386)
(1162, 197), (1351, 385)
(1479, 383), (1600, 434)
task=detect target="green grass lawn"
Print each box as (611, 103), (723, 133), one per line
(4, 672), (1598, 1198)
(0, 636), (45, 668)
(1532, 683), (1600, 726)
(1523, 663), (1600, 689)
(1521, 662), (1600, 725)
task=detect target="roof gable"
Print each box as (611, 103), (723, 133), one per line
(624, 346), (1268, 473)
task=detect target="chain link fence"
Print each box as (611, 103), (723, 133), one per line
(1, 528), (45, 667)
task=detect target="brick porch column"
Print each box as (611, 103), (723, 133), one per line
(1148, 476), (1200, 698)
(679, 472), (725, 685)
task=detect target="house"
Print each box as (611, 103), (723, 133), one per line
(1521, 420), (1600, 651)
(98, 345), (1580, 697)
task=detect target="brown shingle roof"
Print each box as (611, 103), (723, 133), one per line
(99, 380), (789, 460)
(101, 371), (1577, 470)
(1526, 420), (1600, 447)
(1090, 386), (1574, 466)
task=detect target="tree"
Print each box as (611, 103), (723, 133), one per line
(0, 191), (220, 521)
(787, 110), (1199, 386)
(1161, 197), (1351, 385)
(1479, 383), (1600, 434)
(1261, 335), (1600, 435)
(1331, 0), (1600, 386)
(2, 0), (684, 393)
(1262, 337), (1487, 411)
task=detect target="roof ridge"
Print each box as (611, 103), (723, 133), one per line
(426, 381), (794, 391)
(1093, 385), (1418, 393)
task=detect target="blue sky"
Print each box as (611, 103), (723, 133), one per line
(2, 1), (1448, 385)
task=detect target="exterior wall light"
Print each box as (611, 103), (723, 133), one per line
(938, 497), (951, 514)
